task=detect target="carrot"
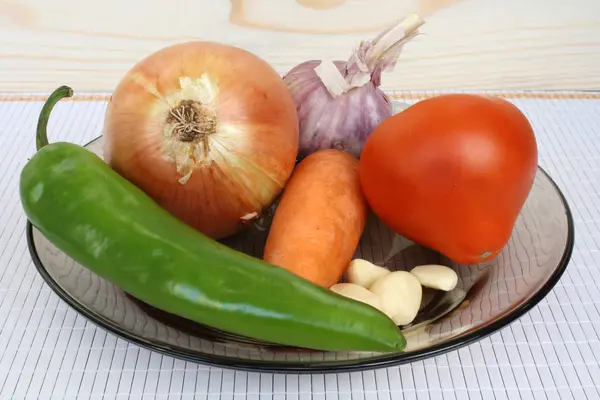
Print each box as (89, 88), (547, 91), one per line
(263, 149), (368, 288)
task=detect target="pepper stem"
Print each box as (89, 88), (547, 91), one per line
(36, 85), (74, 151)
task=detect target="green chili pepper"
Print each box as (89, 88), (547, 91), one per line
(19, 86), (407, 352)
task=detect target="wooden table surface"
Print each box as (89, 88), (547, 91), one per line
(1, 0), (599, 93)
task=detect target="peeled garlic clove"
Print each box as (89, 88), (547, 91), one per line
(391, 311), (418, 326)
(369, 271), (422, 326)
(330, 283), (383, 311)
(410, 265), (459, 291)
(347, 259), (390, 288)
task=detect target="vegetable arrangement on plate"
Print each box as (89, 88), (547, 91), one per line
(19, 14), (538, 353)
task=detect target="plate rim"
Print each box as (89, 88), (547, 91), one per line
(24, 139), (575, 374)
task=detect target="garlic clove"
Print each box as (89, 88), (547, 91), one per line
(330, 283), (384, 312)
(391, 311), (418, 327)
(410, 264), (459, 291)
(368, 271), (422, 326)
(347, 259), (390, 288)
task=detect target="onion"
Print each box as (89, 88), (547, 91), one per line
(103, 41), (299, 239)
(282, 14), (424, 159)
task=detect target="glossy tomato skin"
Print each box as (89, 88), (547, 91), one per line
(359, 94), (538, 265)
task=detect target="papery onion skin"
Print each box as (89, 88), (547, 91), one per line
(103, 41), (299, 240)
(283, 60), (392, 159)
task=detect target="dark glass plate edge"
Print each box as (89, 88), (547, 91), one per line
(24, 164), (575, 374)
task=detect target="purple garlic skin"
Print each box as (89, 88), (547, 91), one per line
(283, 60), (393, 159)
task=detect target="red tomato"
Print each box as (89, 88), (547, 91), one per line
(359, 94), (538, 265)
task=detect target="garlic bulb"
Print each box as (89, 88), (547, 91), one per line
(282, 14), (425, 159)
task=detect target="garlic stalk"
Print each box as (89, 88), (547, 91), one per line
(282, 14), (425, 159)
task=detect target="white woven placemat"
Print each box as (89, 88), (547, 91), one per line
(0, 91), (598, 400)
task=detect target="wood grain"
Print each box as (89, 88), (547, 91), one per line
(1, 0), (599, 93)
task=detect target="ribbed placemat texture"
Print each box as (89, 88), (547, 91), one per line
(0, 91), (598, 400)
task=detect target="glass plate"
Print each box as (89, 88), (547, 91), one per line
(26, 136), (574, 373)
